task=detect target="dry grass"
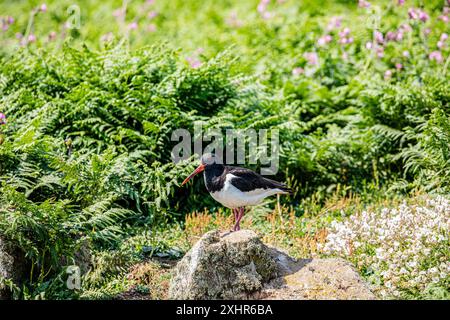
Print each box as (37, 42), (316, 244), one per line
(126, 260), (174, 299)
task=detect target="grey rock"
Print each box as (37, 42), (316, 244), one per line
(169, 229), (278, 299)
(169, 229), (376, 300)
(0, 236), (27, 300)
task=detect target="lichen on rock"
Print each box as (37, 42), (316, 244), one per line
(169, 229), (278, 299)
(169, 229), (376, 300)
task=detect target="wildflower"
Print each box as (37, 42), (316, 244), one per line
(418, 10), (429, 22)
(317, 34), (332, 46)
(429, 51), (443, 63)
(7, 16), (14, 24)
(48, 31), (57, 41)
(384, 69), (392, 80)
(395, 63), (403, 70)
(100, 32), (113, 42)
(28, 34), (36, 43)
(186, 56), (202, 68)
(15, 32), (23, 39)
(374, 31), (384, 44)
(398, 0), (405, 5)
(408, 8), (429, 22)
(113, 8), (124, 18)
(358, 0), (371, 8)
(147, 11), (158, 19)
(438, 13), (449, 23)
(441, 33), (449, 41)
(327, 17), (342, 30)
(40, 3), (47, 12)
(128, 22), (138, 30)
(262, 11), (272, 20)
(226, 11), (243, 28)
(292, 67), (304, 75)
(402, 50), (410, 58)
(386, 31), (397, 41)
(257, 0), (270, 13)
(424, 28), (431, 36)
(304, 52), (318, 65)
(147, 24), (157, 32)
(0, 113), (6, 125)
(408, 8), (418, 20)
(376, 46), (384, 58)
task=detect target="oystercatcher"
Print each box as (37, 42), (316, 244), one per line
(181, 153), (292, 231)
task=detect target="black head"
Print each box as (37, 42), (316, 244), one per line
(181, 153), (223, 186)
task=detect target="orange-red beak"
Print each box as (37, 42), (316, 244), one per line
(181, 163), (205, 186)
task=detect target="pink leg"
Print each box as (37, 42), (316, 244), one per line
(233, 207), (245, 231)
(231, 208), (238, 231)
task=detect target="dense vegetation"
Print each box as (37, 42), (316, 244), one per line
(0, 0), (448, 299)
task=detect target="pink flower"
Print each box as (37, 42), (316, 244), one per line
(437, 41), (444, 49)
(398, 0), (405, 5)
(396, 31), (404, 41)
(292, 67), (304, 75)
(424, 28), (431, 36)
(48, 31), (57, 41)
(408, 8), (429, 22)
(384, 70), (392, 80)
(100, 32), (114, 42)
(7, 16), (14, 24)
(339, 27), (350, 37)
(408, 8), (419, 20)
(418, 10), (429, 22)
(226, 11), (243, 27)
(327, 17), (342, 30)
(399, 23), (412, 33)
(147, 11), (158, 19)
(28, 34), (36, 43)
(439, 15), (449, 23)
(262, 11), (272, 20)
(441, 33), (448, 41)
(317, 34), (332, 46)
(15, 33), (23, 39)
(147, 24), (157, 32)
(146, 0), (155, 4)
(128, 22), (138, 30)
(304, 52), (318, 65)
(402, 50), (410, 58)
(395, 63), (403, 70)
(257, 0), (270, 13)
(186, 56), (202, 68)
(365, 41), (373, 49)
(386, 31), (397, 41)
(0, 113), (6, 125)
(358, 0), (371, 8)
(113, 8), (124, 18)
(429, 51), (443, 63)
(40, 4), (47, 12)
(374, 31), (384, 44)
(376, 46), (384, 58)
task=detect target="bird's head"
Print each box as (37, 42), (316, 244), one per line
(181, 153), (219, 186)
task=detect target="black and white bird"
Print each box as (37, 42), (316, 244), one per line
(181, 153), (292, 231)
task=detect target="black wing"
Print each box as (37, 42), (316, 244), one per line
(226, 166), (292, 193)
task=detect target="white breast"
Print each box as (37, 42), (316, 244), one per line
(208, 174), (285, 209)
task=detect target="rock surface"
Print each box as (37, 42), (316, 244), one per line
(169, 230), (278, 299)
(0, 236), (27, 300)
(169, 229), (376, 300)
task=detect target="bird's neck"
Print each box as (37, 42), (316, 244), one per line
(203, 164), (226, 192)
